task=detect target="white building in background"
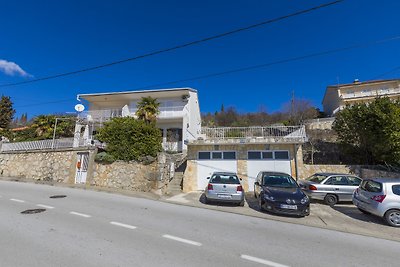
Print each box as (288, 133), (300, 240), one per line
(75, 88), (201, 152)
(322, 78), (400, 116)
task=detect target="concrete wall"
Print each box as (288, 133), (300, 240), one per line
(0, 148), (95, 183)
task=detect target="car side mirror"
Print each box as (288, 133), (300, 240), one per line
(206, 177), (210, 180)
(240, 178), (242, 181)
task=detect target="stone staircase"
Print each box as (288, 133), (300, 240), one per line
(166, 160), (186, 195)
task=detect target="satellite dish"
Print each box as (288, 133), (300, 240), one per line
(75, 104), (85, 112)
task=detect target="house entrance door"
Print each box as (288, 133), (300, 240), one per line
(75, 152), (89, 184)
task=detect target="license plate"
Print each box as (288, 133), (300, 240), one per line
(280, 204), (297, 210)
(218, 194), (232, 199)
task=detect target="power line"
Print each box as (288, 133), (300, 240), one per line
(371, 66), (400, 80)
(14, 34), (400, 109)
(0, 0), (344, 88)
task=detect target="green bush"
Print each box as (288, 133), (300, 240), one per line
(96, 117), (162, 161)
(95, 152), (116, 164)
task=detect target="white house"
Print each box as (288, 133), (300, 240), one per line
(322, 78), (400, 116)
(75, 88), (201, 152)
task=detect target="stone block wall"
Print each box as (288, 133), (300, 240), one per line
(298, 164), (400, 180)
(0, 148), (94, 183)
(91, 160), (158, 191)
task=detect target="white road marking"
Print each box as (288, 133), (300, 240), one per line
(241, 255), (290, 267)
(69, 211), (91, 218)
(110, 221), (137, 230)
(10, 198), (25, 203)
(162, 234), (202, 246)
(36, 204), (55, 209)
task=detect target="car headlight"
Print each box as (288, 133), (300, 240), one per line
(263, 194), (275, 201)
(301, 196), (309, 204)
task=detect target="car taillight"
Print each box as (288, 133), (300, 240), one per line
(237, 185), (243, 192)
(371, 195), (386, 203)
(309, 185), (318, 190)
(207, 184), (213, 190)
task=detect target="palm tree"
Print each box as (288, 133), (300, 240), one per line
(136, 97), (160, 124)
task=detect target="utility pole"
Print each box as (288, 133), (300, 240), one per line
(290, 90), (295, 123)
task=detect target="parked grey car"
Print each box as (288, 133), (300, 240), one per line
(298, 173), (362, 206)
(353, 178), (400, 227)
(204, 172), (245, 206)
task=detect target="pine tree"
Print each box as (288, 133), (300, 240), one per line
(0, 95), (15, 129)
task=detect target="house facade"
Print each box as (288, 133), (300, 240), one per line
(322, 79), (400, 116)
(75, 88), (201, 152)
(182, 125), (308, 192)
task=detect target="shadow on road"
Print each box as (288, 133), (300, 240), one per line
(198, 193), (242, 207)
(245, 192), (304, 218)
(331, 205), (388, 226)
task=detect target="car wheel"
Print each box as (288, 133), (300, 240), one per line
(258, 197), (265, 212)
(384, 209), (400, 227)
(238, 200), (245, 207)
(324, 194), (338, 206)
(204, 196), (209, 204)
(358, 208), (370, 215)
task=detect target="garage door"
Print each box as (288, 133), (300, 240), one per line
(247, 151), (291, 192)
(196, 151), (237, 190)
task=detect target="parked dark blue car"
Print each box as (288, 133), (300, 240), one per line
(254, 171), (310, 217)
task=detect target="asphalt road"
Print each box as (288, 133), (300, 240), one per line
(1, 181), (399, 267)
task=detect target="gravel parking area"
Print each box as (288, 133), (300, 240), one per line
(164, 191), (400, 242)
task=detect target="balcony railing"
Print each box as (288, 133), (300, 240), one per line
(0, 138), (87, 152)
(341, 88), (400, 99)
(198, 125), (307, 144)
(79, 106), (185, 123)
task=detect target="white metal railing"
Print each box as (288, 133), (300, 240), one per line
(342, 88), (400, 99)
(79, 106), (185, 122)
(200, 125), (307, 143)
(0, 138), (86, 152)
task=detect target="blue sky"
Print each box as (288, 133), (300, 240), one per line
(1, 0), (400, 118)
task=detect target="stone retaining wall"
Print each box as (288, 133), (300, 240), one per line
(91, 160), (158, 192)
(298, 164), (399, 179)
(0, 148), (94, 183)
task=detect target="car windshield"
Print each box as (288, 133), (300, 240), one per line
(210, 174), (240, 184)
(306, 174), (328, 183)
(263, 174), (298, 188)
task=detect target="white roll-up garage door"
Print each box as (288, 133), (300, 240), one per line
(247, 150), (291, 192)
(196, 151), (237, 191)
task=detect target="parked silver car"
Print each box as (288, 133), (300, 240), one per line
(204, 172), (245, 206)
(353, 178), (400, 227)
(298, 173), (362, 206)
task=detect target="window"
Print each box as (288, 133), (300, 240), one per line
(307, 174), (329, 184)
(198, 151), (236, 160)
(248, 151), (261, 160)
(347, 176), (362, 186)
(223, 152), (236, 160)
(212, 152), (222, 159)
(331, 176), (349, 186)
(210, 174), (240, 184)
(361, 180), (382, 193)
(262, 151), (273, 159)
(274, 151), (289, 160)
(198, 152), (211, 160)
(392, 185), (400, 196)
(262, 174), (297, 188)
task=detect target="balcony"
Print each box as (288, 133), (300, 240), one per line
(78, 105), (186, 123)
(193, 125), (307, 145)
(341, 88), (400, 100)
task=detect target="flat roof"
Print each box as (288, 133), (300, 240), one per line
(77, 87), (197, 99)
(326, 79), (400, 89)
